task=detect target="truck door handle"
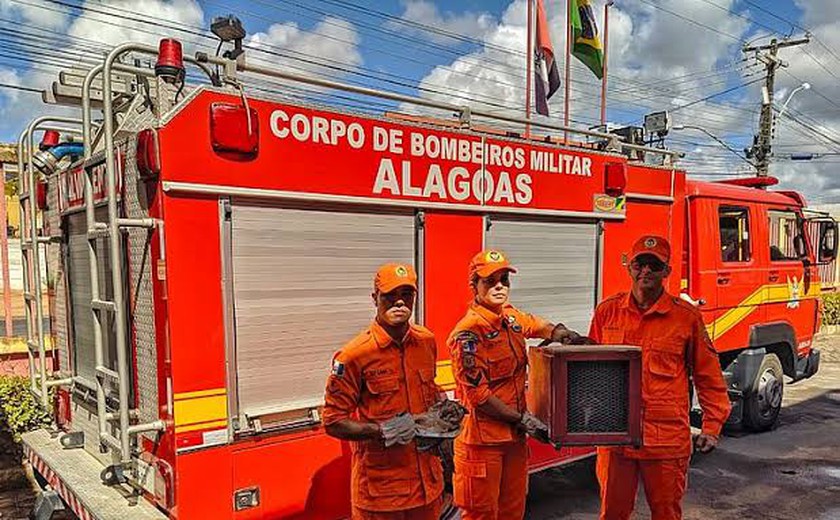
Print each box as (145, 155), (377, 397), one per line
(717, 277), (730, 285)
(769, 271), (780, 282)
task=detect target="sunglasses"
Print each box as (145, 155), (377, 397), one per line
(481, 272), (512, 286)
(630, 258), (667, 272)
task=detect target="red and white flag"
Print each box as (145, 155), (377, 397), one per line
(534, 0), (560, 116)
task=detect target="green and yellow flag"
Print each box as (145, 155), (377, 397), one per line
(570, 0), (604, 79)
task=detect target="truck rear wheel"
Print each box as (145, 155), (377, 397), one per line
(743, 353), (783, 431)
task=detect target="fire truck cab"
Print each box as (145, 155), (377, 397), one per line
(684, 179), (835, 431)
(14, 35), (836, 520)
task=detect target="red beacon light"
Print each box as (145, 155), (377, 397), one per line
(39, 130), (60, 151)
(604, 162), (627, 197)
(155, 38), (185, 83)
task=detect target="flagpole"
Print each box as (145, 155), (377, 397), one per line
(525, 0), (533, 138)
(564, 0), (572, 142)
(601, 1), (613, 126)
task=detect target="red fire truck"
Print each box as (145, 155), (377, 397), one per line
(16, 34), (837, 519)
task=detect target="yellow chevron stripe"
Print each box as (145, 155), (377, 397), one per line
(708, 282), (821, 341)
(175, 419), (228, 434)
(174, 388), (226, 400)
(174, 389), (227, 429)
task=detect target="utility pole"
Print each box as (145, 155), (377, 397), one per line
(744, 37), (810, 177)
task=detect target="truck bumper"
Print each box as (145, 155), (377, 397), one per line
(21, 429), (166, 520)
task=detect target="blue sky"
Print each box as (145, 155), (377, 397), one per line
(1, 0), (839, 202)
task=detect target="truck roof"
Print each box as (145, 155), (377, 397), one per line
(686, 178), (805, 208)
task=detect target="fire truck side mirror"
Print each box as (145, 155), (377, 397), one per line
(210, 102), (259, 160)
(818, 220), (839, 263)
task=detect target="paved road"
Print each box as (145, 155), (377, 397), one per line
(526, 334), (840, 519)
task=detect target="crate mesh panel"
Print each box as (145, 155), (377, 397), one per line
(567, 360), (629, 433)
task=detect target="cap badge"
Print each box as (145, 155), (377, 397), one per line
(395, 265), (408, 277)
(486, 251), (503, 262)
(644, 238), (657, 249)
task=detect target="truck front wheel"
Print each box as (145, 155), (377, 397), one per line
(743, 353), (784, 431)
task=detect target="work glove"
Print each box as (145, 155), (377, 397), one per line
(692, 433), (719, 454)
(519, 411), (550, 444)
(550, 324), (578, 344)
(539, 325), (593, 347)
(380, 413), (416, 447)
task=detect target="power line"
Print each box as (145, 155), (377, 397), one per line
(0, 81), (42, 93)
(635, 0), (746, 43)
(5, 0), (828, 162)
(6, 0), (754, 133)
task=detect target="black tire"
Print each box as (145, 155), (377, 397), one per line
(743, 353), (784, 432)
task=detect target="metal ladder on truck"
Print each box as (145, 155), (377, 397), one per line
(17, 61), (166, 484)
(17, 117), (77, 409)
(77, 59), (164, 480)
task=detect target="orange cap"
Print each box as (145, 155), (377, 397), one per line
(374, 263), (418, 293)
(469, 250), (518, 280)
(629, 235), (671, 264)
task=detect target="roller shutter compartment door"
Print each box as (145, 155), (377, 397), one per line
(65, 210), (119, 384)
(485, 219), (598, 334)
(230, 204), (416, 420)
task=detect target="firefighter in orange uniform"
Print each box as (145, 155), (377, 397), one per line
(323, 263), (443, 520)
(588, 236), (731, 520)
(448, 250), (583, 520)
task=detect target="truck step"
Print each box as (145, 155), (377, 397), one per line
(21, 430), (166, 520)
(117, 217), (156, 229)
(91, 299), (117, 312)
(95, 366), (120, 382)
(87, 223), (109, 239)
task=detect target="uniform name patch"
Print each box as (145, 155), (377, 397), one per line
(364, 367), (394, 378)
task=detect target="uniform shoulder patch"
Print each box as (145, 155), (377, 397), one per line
(331, 359), (346, 378)
(455, 331), (480, 353)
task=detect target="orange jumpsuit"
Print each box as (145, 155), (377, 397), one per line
(588, 291), (731, 520)
(323, 320), (444, 520)
(448, 302), (551, 520)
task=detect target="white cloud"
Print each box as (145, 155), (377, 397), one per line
(387, 0), (497, 45)
(67, 0), (206, 52)
(0, 67), (74, 142)
(0, 0), (207, 142)
(400, 0), (840, 203)
(404, 0), (751, 129)
(758, 6), (840, 202)
(0, 1), (364, 142)
(795, 0), (840, 27)
(0, 0), (68, 30)
(247, 17), (363, 79)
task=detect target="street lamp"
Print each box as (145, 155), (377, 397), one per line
(671, 124), (755, 168)
(777, 82), (811, 121)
